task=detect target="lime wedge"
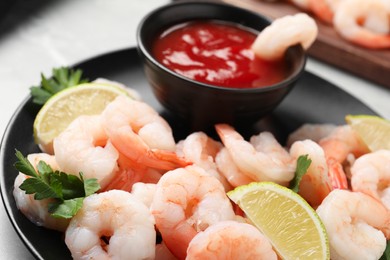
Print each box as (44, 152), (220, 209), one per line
(228, 182), (329, 259)
(345, 114), (390, 151)
(33, 82), (131, 154)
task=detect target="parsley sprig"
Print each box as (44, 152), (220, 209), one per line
(289, 154), (312, 193)
(14, 150), (100, 218)
(30, 67), (89, 105)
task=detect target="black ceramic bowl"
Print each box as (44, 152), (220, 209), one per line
(137, 1), (306, 133)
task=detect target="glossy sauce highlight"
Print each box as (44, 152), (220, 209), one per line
(152, 20), (289, 89)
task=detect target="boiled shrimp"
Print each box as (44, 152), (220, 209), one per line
(53, 114), (119, 190)
(215, 124), (295, 185)
(13, 153), (70, 232)
(131, 182), (157, 209)
(351, 150), (390, 210)
(65, 189), (156, 260)
(319, 124), (369, 188)
(151, 165), (236, 260)
(251, 13), (318, 60)
(186, 220), (277, 260)
(308, 0), (342, 24)
(333, 0), (390, 49)
(286, 123), (337, 147)
(289, 0), (310, 10)
(176, 132), (232, 191)
(215, 147), (254, 188)
(289, 139), (333, 208)
(316, 189), (390, 260)
(101, 96), (191, 171)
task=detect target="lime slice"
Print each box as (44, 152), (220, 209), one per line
(346, 114), (390, 151)
(33, 82), (130, 154)
(228, 182), (329, 260)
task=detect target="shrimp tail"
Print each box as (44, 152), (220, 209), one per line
(327, 157), (349, 189)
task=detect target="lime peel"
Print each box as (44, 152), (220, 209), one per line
(228, 182), (330, 260)
(33, 82), (131, 154)
(345, 114), (390, 152)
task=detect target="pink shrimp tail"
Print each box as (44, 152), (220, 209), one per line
(309, 0), (334, 24)
(156, 220), (197, 260)
(327, 157), (349, 190)
(111, 129), (192, 171)
(102, 167), (143, 192)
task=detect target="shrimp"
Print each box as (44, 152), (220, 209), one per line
(308, 0), (342, 24)
(131, 182), (157, 208)
(176, 132), (232, 191)
(286, 123), (337, 147)
(65, 190), (156, 260)
(251, 13), (318, 60)
(53, 114), (119, 190)
(215, 124), (295, 185)
(13, 153), (70, 232)
(101, 96), (191, 171)
(155, 242), (178, 260)
(350, 150), (390, 210)
(319, 125), (369, 188)
(333, 0), (390, 49)
(316, 189), (390, 260)
(186, 221), (277, 260)
(150, 165), (236, 260)
(289, 139), (333, 208)
(215, 147), (254, 187)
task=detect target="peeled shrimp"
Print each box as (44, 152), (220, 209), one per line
(215, 124), (295, 185)
(319, 125), (369, 188)
(65, 190), (156, 260)
(308, 0), (342, 24)
(333, 0), (390, 49)
(13, 153), (70, 232)
(215, 147), (254, 187)
(101, 96), (190, 171)
(186, 221), (277, 260)
(53, 114), (119, 190)
(130, 182), (157, 209)
(176, 132), (232, 191)
(316, 189), (390, 260)
(289, 0), (310, 10)
(151, 165), (236, 260)
(251, 13), (318, 60)
(287, 123), (337, 147)
(289, 139), (333, 208)
(351, 150), (390, 210)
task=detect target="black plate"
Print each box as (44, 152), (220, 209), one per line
(0, 47), (377, 259)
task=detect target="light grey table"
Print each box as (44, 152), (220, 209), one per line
(1, 0), (390, 259)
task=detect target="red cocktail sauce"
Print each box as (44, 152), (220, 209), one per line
(152, 20), (289, 89)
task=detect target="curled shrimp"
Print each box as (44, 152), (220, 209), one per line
(101, 96), (190, 171)
(289, 139), (333, 208)
(319, 125), (369, 188)
(286, 123), (337, 147)
(215, 147), (254, 188)
(13, 153), (70, 232)
(351, 150), (390, 210)
(251, 13), (318, 60)
(176, 132), (232, 191)
(130, 182), (157, 209)
(65, 190), (156, 260)
(53, 114), (119, 190)
(186, 221), (277, 260)
(215, 124), (295, 185)
(150, 165), (236, 260)
(333, 0), (390, 49)
(316, 189), (390, 260)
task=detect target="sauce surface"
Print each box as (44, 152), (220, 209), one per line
(152, 20), (289, 89)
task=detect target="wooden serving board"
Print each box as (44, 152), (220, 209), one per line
(221, 0), (390, 88)
(219, 0), (390, 89)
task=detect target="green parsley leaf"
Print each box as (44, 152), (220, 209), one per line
(14, 150), (100, 218)
(289, 154), (312, 193)
(30, 67), (89, 105)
